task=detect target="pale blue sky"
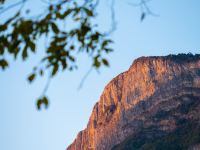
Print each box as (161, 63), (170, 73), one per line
(0, 0), (200, 150)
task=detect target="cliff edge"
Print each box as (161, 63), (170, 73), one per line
(67, 54), (200, 150)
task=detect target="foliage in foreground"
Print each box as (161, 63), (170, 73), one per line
(0, 0), (113, 109)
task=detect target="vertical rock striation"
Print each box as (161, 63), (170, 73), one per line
(67, 54), (200, 150)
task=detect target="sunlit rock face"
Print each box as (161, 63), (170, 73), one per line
(67, 54), (200, 150)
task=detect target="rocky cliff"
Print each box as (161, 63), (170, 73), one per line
(67, 54), (200, 150)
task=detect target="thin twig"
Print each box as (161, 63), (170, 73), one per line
(0, 0), (28, 15)
(128, 0), (158, 19)
(77, 66), (93, 90)
(41, 72), (51, 97)
(40, 0), (51, 5)
(104, 0), (117, 36)
(142, 0), (158, 16)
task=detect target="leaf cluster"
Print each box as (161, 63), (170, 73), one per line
(0, 0), (113, 109)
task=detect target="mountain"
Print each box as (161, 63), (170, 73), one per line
(67, 54), (200, 150)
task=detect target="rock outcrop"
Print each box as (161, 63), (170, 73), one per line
(67, 54), (200, 150)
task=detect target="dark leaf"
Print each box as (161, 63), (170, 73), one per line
(93, 56), (101, 68)
(52, 64), (58, 76)
(104, 48), (114, 53)
(0, 44), (4, 55)
(0, 24), (7, 32)
(49, 5), (53, 11)
(69, 66), (74, 71)
(91, 32), (100, 41)
(27, 73), (36, 83)
(141, 12), (146, 21)
(36, 96), (49, 110)
(73, 7), (80, 17)
(14, 47), (20, 59)
(42, 96), (49, 109)
(68, 55), (75, 62)
(74, 17), (81, 21)
(0, 0), (5, 4)
(28, 41), (36, 52)
(102, 39), (113, 49)
(22, 45), (28, 60)
(70, 45), (74, 50)
(45, 13), (52, 20)
(0, 59), (8, 70)
(61, 59), (67, 70)
(26, 9), (30, 14)
(51, 23), (59, 34)
(83, 8), (93, 16)
(81, 25), (91, 36)
(102, 58), (109, 67)
(36, 99), (42, 110)
(39, 69), (43, 76)
(62, 9), (72, 18)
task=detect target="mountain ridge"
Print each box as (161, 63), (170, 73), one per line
(67, 54), (200, 150)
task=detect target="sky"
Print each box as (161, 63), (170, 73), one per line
(0, 0), (200, 150)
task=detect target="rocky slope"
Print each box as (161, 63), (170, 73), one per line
(67, 54), (200, 150)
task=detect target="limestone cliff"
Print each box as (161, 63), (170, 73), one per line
(67, 54), (200, 150)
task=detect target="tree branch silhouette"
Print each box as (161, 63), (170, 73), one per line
(0, 0), (27, 15)
(128, 0), (158, 21)
(0, 0), (156, 110)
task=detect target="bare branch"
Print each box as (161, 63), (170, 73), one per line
(104, 0), (117, 36)
(128, 0), (158, 21)
(0, 0), (28, 15)
(77, 67), (93, 90)
(41, 72), (51, 97)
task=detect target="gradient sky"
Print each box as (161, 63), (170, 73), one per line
(1, 0), (200, 150)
